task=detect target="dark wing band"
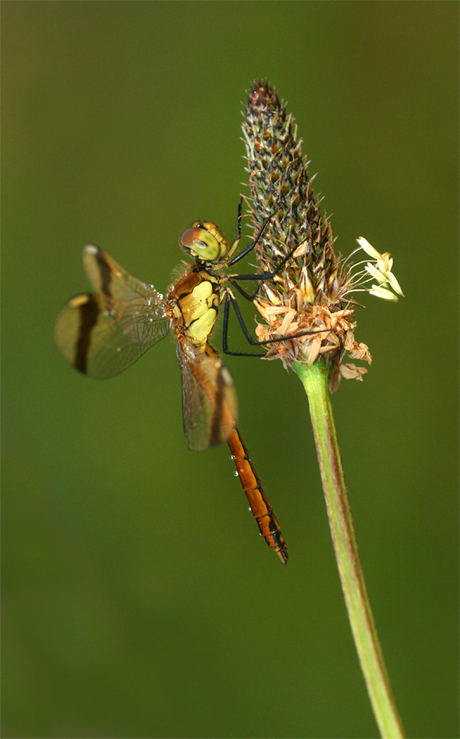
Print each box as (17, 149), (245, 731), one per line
(55, 246), (170, 379)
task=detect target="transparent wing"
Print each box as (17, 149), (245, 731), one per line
(55, 247), (170, 379)
(82, 244), (158, 301)
(55, 293), (170, 379)
(177, 342), (237, 452)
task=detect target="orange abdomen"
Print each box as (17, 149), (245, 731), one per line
(227, 427), (288, 564)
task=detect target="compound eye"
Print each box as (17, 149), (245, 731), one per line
(180, 227), (220, 261)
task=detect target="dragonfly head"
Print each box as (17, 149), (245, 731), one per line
(180, 222), (228, 263)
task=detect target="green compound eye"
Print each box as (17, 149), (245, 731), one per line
(180, 227), (221, 261)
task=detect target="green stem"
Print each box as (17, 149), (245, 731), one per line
(293, 359), (405, 739)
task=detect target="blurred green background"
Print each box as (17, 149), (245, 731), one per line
(3, 3), (458, 738)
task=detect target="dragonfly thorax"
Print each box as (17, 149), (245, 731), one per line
(179, 222), (228, 263)
(168, 269), (221, 349)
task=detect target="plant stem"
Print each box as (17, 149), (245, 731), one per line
(293, 359), (405, 739)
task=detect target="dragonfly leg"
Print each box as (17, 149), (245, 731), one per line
(228, 241), (303, 300)
(225, 207), (276, 268)
(222, 293), (264, 357)
(223, 199), (244, 263)
(221, 292), (329, 357)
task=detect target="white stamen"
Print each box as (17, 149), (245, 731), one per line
(369, 285), (399, 301)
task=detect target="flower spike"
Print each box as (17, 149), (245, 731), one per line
(242, 81), (403, 390)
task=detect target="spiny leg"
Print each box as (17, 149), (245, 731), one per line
(228, 240), (304, 302)
(222, 291), (329, 358)
(225, 206), (276, 267)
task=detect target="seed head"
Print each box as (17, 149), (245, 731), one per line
(242, 81), (402, 391)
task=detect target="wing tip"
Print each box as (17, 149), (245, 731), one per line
(67, 293), (92, 309)
(83, 244), (99, 256)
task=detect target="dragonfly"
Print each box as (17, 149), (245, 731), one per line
(55, 207), (326, 563)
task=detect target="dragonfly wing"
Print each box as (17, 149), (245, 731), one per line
(55, 292), (170, 379)
(82, 244), (158, 301)
(178, 342), (237, 452)
(56, 246), (170, 378)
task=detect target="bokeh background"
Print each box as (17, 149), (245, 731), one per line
(3, 3), (458, 738)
